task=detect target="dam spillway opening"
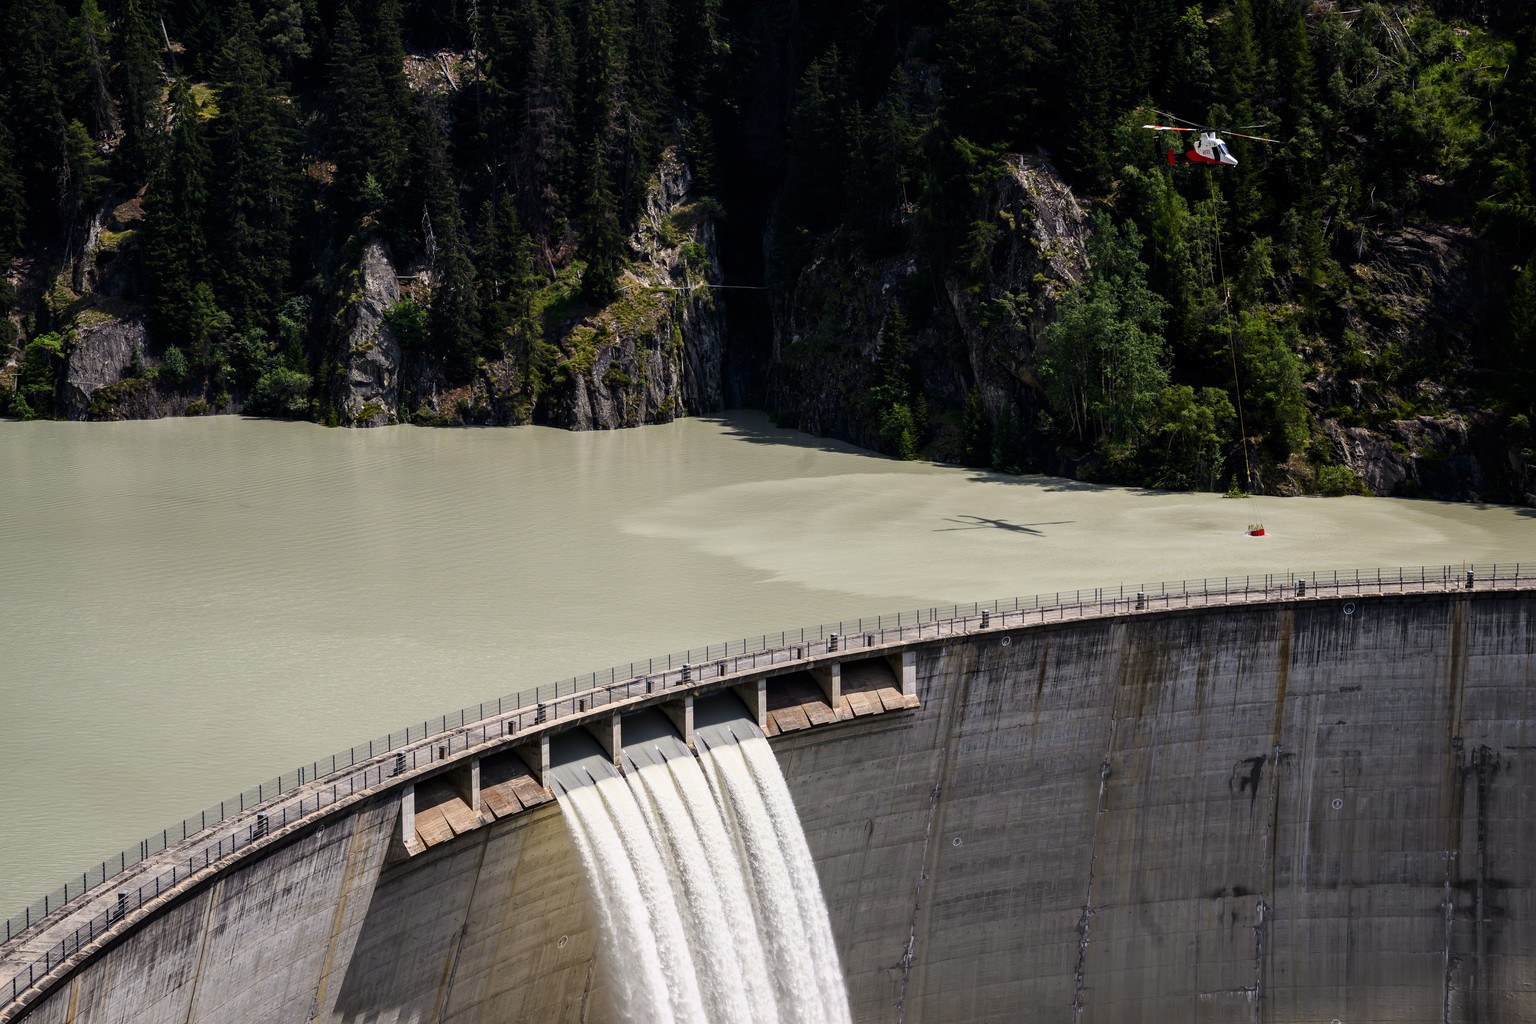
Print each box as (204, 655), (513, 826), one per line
(548, 698), (852, 1024)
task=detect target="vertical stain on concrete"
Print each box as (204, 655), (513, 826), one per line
(1249, 608), (1291, 1024)
(1028, 641), (1050, 740)
(1435, 599), (1475, 1023)
(1441, 598), (1471, 1024)
(1469, 744), (1499, 1024)
(1073, 627), (1125, 1024)
(310, 813), (371, 1020)
(577, 955), (596, 1023)
(60, 975), (78, 1024)
(1253, 740), (1284, 1024)
(1250, 895), (1269, 1024)
(429, 828), (493, 1023)
(1443, 891), (1460, 1024)
(178, 881), (223, 1024)
(1270, 610), (1293, 751)
(896, 643), (978, 1022)
(1193, 643), (1212, 719)
(895, 777), (942, 1024)
(1445, 600), (1468, 757)
(1071, 722), (1116, 1024)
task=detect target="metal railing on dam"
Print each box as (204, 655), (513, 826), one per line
(2, 560), (1532, 1015)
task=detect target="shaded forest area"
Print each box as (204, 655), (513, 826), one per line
(2, 0), (1535, 500)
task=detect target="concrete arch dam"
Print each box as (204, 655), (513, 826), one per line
(5, 585), (1535, 1023)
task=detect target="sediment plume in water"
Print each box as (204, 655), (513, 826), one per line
(555, 736), (852, 1024)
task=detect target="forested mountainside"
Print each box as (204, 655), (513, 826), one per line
(2, 1), (1534, 502)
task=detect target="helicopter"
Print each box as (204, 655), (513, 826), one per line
(1143, 112), (1277, 167)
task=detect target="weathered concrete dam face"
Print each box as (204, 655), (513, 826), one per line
(783, 592), (1535, 1023)
(8, 588), (1535, 1023)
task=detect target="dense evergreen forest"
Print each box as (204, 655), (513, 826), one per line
(2, 0), (1534, 501)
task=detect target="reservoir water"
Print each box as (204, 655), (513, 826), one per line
(1, 412), (1531, 914)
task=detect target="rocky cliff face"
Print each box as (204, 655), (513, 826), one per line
(49, 197), (180, 420)
(950, 153), (1092, 455)
(14, 145), (723, 433)
(409, 146), (724, 429)
(1311, 222), (1515, 501)
(555, 150), (725, 429)
(61, 306), (149, 418)
(768, 152), (1528, 501)
(332, 240), (403, 427)
(769, 151), (1090, 461)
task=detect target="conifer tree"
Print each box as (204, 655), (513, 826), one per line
(630, 0), (675, 176)
(329, 4), (393, 214)
(1168, 5), (1215, 115)
(938, 0), (1059, 147)
(413, 99), (481, 371)
(3, 0), (70, 236)
(1219, 0), (1260, 111)
(113, 0), (166, 184)
(70, 0), (117, 141)
(256, 0), (312, 81)
(518, 3), (578, 242)
(1275, 3), (1318, 113)
(61, 118), (111, 230)
(177, 0), (224, 76)
(142, 80), (221, 354)
(208, 0), (297, 333)
(1110, 0), (1175, 101)
(580, 157), (625, 304)
(672, 0), (722, 105)
(0, 121), (24, 304)
(1061, 0), (1118, 180)
(1503, 257), (1536, 411)
(372, 0), (411, 116)
(476, 191), (543, 357)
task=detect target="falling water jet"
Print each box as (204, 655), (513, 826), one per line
(551, 704), (851, 1024)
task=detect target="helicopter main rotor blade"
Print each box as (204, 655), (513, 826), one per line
(1154, 110), (1208, 129)
(1222, 130), (1279, 143)
(1143, 124), (1200, 132)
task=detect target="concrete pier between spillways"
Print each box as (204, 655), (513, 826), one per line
(9, 589), (1536, 1023)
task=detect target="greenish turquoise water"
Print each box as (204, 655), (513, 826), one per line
(0, 412), (1530, 914)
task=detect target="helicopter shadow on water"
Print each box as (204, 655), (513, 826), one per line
(934, 514), (1075, 536)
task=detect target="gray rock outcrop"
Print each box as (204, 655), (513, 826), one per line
(769, 149), (1090, 455)
(334, 240), (403, 427)
(559, 149), (725, 429)
(62, 307), (149, 419)
(955, 152), (1091, 436)
(1329, 413), (1494, 502)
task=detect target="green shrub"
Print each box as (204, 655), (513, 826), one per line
(248, 368), (313, 418)
(159, 346), (189, 385)
(679, 241), (709, 277)
(385, 297), (428, 350)
(879, 402), (919, 460)
(1315, 464), (1368, 496)
(15, 333), (65, 419)
(1145, 385), (1235, 491)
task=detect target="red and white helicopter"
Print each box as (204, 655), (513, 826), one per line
(1143, 112), (1277, 167)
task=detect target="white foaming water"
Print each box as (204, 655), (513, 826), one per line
(556, 739), (851, 1024)
(701, 737), (854, 1024)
